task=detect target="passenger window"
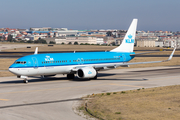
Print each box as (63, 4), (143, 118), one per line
(15, 61), (27, 64)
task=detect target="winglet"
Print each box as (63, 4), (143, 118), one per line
(166, 47), (176, 61)
(34, 47), (38, 54)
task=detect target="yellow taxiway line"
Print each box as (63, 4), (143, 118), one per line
(0, 99), (9, 101)
(0, 83), (108, 95)
(0, 83), (143, 96)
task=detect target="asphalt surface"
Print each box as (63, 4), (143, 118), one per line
(0, 47), (179, 58)
(0, 66), (180, 120)
(0, 51), (180, 58)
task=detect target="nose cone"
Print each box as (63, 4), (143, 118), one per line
(9, 67), (17, 75)
(9, 64), (20, 75)
(9, 67), (13, 73)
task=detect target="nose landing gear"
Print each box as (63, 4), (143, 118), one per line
(23, 79), (28, 83)
(19, 76), (29, 83)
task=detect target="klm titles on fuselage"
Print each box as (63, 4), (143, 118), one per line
(45, 56), (54, 61)
(125, 34), (134, 43)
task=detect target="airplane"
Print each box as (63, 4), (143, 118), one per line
(9, 19), (176, 83)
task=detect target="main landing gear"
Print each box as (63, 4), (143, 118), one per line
(92, 74), (97, 80)
(91, 71), (98, 80)
(67, 74), (75, 79)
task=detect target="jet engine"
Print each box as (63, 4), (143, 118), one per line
(77, 67), (97, 79)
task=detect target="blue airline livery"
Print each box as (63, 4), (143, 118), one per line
(9, 19), (176, 83)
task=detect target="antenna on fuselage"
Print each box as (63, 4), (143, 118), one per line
(34, 47), (38, 54)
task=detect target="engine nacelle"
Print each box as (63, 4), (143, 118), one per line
(77, 67), (97, 79)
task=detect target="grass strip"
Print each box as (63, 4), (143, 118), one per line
(81, 85), (180, 120)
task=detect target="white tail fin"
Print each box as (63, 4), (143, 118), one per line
(111, 19), (138, 52)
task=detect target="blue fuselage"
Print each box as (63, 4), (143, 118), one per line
(9, 51), (135, 69)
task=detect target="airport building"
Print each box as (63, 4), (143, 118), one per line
(96, 38), (104, 45)
(55, 36), (97, 44)
(103, 37), (115, 45)
(137, 40), (155, 47)
(55, 37), (66, 44)
(163, 39), (176, 48)
(66, 36), (97, 44)
(155, 41), (163, 47)
(57, 30), (79, 37)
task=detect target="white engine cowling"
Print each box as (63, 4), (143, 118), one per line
(77, 67), (97, 79)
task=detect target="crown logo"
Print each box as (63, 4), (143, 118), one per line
(128, 34), (132, 39)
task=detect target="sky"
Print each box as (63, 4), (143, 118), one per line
(0, 0), (180, 31)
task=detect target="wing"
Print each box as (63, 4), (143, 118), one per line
(71, 47), (176, 72)
(130, 51), (161, 56)
(94, 47), (176, 70)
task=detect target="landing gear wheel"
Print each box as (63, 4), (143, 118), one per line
(41, 75), (45, 79)
(23, 79), (28, 83)
(67, 74), (75, 79)
(92, 71), (98, 80)
(92, 75), (97, 80)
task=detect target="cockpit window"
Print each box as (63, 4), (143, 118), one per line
(15, 61), (26, 64)
(15, 61), (21, 64)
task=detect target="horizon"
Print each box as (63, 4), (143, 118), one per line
(0, 0), (180, 31)
(0, 27), (178, 33)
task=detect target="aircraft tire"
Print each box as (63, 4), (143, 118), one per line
(92, 75), (97, 80)
(23, 79), (28, 83)
(92, 72), (98, 80)
(67, 74), (75, 79)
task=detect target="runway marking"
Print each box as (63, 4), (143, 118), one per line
(110, 83), (144, 88)
(0, 99), (9, 101)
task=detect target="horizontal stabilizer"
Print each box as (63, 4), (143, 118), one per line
(130, 51), (161, 56)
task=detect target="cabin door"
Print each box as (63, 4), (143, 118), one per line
(32, 57), (38, 69)
(122, 54), (126, 62)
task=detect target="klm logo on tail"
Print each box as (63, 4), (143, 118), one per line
(125, 34), (134, 43)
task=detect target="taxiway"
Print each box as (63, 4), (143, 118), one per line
(0, 66), (180, 120)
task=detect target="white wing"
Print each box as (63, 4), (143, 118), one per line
(94, 47), (176, 70)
